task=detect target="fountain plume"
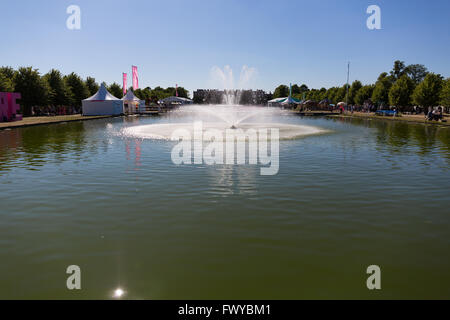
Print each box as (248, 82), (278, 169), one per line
(210, 65), (257, 105)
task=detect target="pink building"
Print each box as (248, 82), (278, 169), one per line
(0, 92), (22, 122)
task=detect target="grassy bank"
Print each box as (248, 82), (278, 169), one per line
(0, 114), (113, 130)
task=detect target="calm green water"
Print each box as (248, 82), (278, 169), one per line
(0, 112), (449, 299)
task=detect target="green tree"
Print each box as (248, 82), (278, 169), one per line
(325, 87), (338, 104)
(291, 84), (300, 95)
(354, 85), (374, 106)
(64, 72), (89, 108)
(0, 66), (16, 91)
(335, 85), (347, 103)
(273, 85), (289, 98)
(43, 69), (72, 107)
(390, 60), (407, 80)
(14, 67), (50, 115)
(372, 73), (393, 106)
(412, 73), (443, 108)
(299, 84), (309, 93)
(349, 80), (363, 105)
(85, 77), (99, 96)
(440, 78), (450, 108)
(108, 82), (123, 99)
(0, 72), (14, 92)
(0, 66), (16, 79)
(388, 75), (415, 110)
(405, 64), (428, 84)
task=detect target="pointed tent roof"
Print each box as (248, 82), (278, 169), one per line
(159, 96), (193, 104)
(84, 83), (121, 101)
(122, 89), (141, 102)
(281, 96), (301, 105)
(268, 97), (301, 104)
(268, 97), (287, 103)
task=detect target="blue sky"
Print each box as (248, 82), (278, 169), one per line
(1, 0), (449, 96)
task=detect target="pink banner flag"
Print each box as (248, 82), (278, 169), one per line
(123, 73), (127, 95)
(132, 66), (139, 90)
(176, 84), (178, 97)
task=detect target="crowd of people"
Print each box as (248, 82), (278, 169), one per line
(31, 106), (80, 116)
(426, 107), (443, 121)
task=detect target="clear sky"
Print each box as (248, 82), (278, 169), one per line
(1, 0), (449, 96)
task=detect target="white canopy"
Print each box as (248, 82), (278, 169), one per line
(82, 83), (123, 116)
(122, 90), (140, 102)
(84, 83), (121, 101)
(159, 96), (193, 104)
(281, 96), (301, 105)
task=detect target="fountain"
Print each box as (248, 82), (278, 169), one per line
(121, 65), (327, 140)
(122, 105), (326, 141)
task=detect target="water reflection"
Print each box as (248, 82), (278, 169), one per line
(0, 122), (88, 172)
(125, 139), (142, 168)
(0, 116), (449, 175)
(331, 117), (450, 161)
(205, 164), (259, 197)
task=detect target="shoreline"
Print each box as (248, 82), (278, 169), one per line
(0, 114), (115, 130)
(1, 110), (450, 131)
(290, 110), (450, 127)
(324, 111), (450, 127)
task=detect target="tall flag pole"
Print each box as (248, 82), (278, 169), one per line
(176, 84), (178, 97)
(123, 73), (127, 95)
(345, 62), (350, 107)
(132, 66), (139, 90)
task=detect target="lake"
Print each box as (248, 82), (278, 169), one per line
(0, 109), (449, 299)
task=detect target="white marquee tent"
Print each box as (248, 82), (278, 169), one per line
(122, 90), (145, 114)
(82, 83), (124, 116)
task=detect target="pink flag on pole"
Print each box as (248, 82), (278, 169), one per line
(123, 73), (127, 95)
(132, 66), (139, 90)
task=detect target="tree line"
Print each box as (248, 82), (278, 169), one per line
(272, 61), (450, 112)
(0, 66), (189, 116)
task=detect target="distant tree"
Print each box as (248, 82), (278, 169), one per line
(43, 69), (72, 107)
(291, 84), (300, 95)
(440, 78), (450, 108)
(175, 86), (189, 98)
(0, 66), (16, 91)
(388, 75), (415, 110)
(0, 72), (14, 92)
(85, 77), (99, 96)
(64, 72), (89, 107)
(239, 90), (253, 105)
(405, 64), (428, 84)
(372, 73), (393, 106)
(334, 85), (347, 103)
(390, 60), (407, 80)
(349, 80), (363, 105)
(354, 85), (374, 106)
(0, 66), (16, 79)
(273, 85), (289, 98)
(299, 84), (309, 93)
(14, 67), (50, 115)
(325, 87), (338, 104)
(108, 82), (123, 99)
(412, 73), (443, 108)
